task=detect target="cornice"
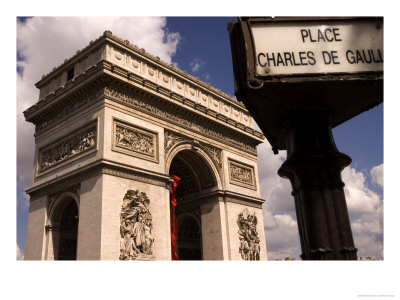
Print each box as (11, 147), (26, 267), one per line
(25, 30), (265, 143)
(166, 189), (264, 209)
(25, 67), (264, 148)
(26, 158), (173, 198)
(35, 30), (245, 110)
(24, 63), (106, 121)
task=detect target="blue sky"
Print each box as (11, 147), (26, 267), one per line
(16, 16), (384, 261)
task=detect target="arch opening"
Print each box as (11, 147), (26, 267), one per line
(58, 199), (79, 260)
(169, 149), (218, 260)
(47, 196), (79, 260)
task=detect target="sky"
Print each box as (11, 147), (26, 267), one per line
(5, 1), (400, 299)
(16, 16), (384, 261)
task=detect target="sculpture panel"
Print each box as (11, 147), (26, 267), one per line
(119, 189), (154, 260)
(237, 208), (260, 260)
(38, 124), (96, 174)
(113, 119), (158, 162)
(229, 159), (256, 189)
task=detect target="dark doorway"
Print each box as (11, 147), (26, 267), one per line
(58, 200), (79, 260)
(177, 215), (202, 260)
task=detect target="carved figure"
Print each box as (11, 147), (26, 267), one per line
(164, 131), (184, 152)
(204, 145), (222, 173)
(231, 164), (253, 185)
(115, 124), (155, 156)
(237, 209), (260, 260)
(119, 189), (154, 260)
(143, 218), (154, 255)
(39, 127), (96, 172)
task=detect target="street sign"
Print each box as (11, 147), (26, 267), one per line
(251, 20), (383, 76)
(228, 17), (383, 151)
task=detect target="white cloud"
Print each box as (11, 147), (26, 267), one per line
(264, 214), (300, 260)
(17, 244), (24, 260)
(258, 141), (294, 216)
(258, 140), (300, 259)
(370, 163), (383, 189)
(258, 138), (383, 260)
(17, 17), (181, 200)
(343, 166), (381, 216)
(342, 165), (383, 259)
(189, 57), (204, 73)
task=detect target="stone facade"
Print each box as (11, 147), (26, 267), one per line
(23, 31), (268, 260)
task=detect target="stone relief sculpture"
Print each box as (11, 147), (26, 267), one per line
(164, 131), (185, 152)
(231, 164), (253, 185)
(237, 208), (260, 260)
(229, 160), (255, 188)
(113, 120), (158, 162)
(39, 126), (96, 173)
(115, 123), (155, 156)
(203, 144), (222, 173)
(119, 189), (154, 260)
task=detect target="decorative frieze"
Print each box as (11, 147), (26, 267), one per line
(35, 87), (104, 133)
(228, 159), (256, 189)
(104, 42), (252, 127)
(120, 189), (154, 260)
(105, 86), (258, 155)
(112, 119), (159, 163)
(30, 31), (263, 144)
(237, 208), (260, 260)
(38, 122), (97, 175)
(102, 166), (170, 189)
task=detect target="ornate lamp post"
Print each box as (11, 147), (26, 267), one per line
(228, 17), (383, 260)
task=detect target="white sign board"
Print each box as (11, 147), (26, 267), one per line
(250, 20), (383, 76)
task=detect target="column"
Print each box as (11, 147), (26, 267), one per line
(278, 113), (357, 260)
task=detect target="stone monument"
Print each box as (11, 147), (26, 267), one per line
(23, 31), (267, 260)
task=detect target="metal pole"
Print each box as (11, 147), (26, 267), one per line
(278, 112), (357, 260)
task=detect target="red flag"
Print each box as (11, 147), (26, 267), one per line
(170, 174), (180, 260)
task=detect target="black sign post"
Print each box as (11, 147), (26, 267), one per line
(228, 17), (383, 260)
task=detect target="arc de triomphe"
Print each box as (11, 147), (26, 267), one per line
(23, 31), (268, 260)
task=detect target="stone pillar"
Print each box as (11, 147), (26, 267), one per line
(45, 226), (60, 260)
(200, 199), (226, 260)
(278, 113), (357, 260)
(24, 195), (47, 260)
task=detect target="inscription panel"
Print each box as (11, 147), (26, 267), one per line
(112, 119), (159, 163)
(228, 159), (256, 190)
